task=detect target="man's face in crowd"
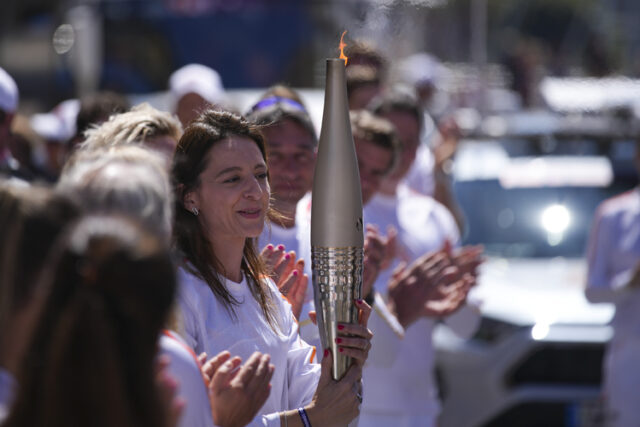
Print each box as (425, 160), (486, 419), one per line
(354, 136), (394, 205)
(379, 110), (420, 182)
(262, 118), (316, 208)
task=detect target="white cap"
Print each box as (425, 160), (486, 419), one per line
(30, 99), (80, 143)
(53, 99), (80, 139)
(31, 114), (67, 144)
(169, 63), (226, 106)
(0, 67), (19, 113)
(396, 53), (443, 88)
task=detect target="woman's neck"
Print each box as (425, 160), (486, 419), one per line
(210, 235), (246, 283)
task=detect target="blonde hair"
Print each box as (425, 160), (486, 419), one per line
(350, 109), (401, 176)
(80, 103), (182, 150)
(58, 145), (173, 244)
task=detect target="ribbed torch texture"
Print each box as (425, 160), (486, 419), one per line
(311, 58), (364, 380)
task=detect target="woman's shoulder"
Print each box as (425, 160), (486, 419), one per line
(177, 266), (213, 306)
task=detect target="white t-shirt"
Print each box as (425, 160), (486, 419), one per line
(177, 268), (320, 427)
(404, 143), (436, 197)
(159, 332), (214, 427)
(360, 184), (478, 425)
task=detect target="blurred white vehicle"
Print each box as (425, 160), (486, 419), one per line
(435, 140), (634, 427)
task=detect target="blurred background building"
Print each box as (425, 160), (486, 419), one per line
(2, 0), (640, 113)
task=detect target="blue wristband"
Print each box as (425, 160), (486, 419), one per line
(298, 408), (312, 427)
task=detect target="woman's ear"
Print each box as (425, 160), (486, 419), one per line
(181, 185), (197, 211)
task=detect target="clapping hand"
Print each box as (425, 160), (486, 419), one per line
(387, 248), (473, 328)
(260, 244), (308, 320)
(200, 351), (274, 427)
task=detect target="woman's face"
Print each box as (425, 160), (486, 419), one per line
(185, 136), (270, 244)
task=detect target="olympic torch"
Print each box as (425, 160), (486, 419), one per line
(311, 33), (364, 380)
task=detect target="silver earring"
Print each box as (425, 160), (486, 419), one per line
(191, 207), (199, 216)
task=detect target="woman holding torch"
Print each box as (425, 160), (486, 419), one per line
(171, 109), (372, 427)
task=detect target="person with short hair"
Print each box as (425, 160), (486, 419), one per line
(58, 145), (173, 243)
(344, 39), (387, 78)
(350, 110), (400, 205)
(246, 86), (317, 322)
(346, 65), (383, 111)
(80, 102), (182, 161)
(360, 88), (481, 427)
(369, 86), (465, 233)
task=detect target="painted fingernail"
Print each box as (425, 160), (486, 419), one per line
(337, 325), (345, 330)
(339, 348), (344, 353)
(324, 349), (330, 357)
(335, 338), (343, 343)
(285, 253), (291, 260)
(277, 244), (285, 251)
(293, 270), (299, 276)
(267, 244), (274, 251)
(356, 299), (363, 305)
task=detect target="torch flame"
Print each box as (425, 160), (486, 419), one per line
(339, 30), (348, 66)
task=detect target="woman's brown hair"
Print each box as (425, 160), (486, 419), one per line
(4, 215), (176, 427)
(171, 109), (277, 328)
(0, 184), (79, 335)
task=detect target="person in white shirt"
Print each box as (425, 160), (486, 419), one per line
(172, 109), (373, 426)
(292, 109), (476, 377)
(586, 181), (640, 427)
(370, 85), (465, 234)
(358, 90), (482, 427)
(58, 144), (273, 427)
(247, 86), (317, 322)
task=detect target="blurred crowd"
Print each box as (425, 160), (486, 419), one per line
(0, 37), (637, 427)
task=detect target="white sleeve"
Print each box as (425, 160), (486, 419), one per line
(177, 288), (201, 351)
(298, 300), (323, 358)
(365, 292), (405, 367)
(585, 207), (632, 304)
(257, 286), (320, 423)
(405, 144), (436, 197)
(285, 307), (321, 409)
(159, 335), (214, 427)
(431, 199), (460, 247)
(442, 300), (481, 339)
